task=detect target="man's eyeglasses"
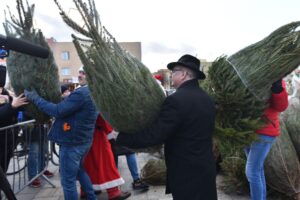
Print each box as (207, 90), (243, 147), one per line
(171, 69), (182, 74)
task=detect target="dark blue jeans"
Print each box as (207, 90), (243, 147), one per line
(59, 143), (96, 200)
(245, 134), (276, 200)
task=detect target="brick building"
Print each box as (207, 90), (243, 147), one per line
(46, 37), (142, 83)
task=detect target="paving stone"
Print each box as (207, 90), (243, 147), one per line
(35, 188), (57, 198)
(15, 153), (252, 200)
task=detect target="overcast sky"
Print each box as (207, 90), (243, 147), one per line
(1, 0), (300, 72)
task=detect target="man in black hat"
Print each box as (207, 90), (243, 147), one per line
(115, 54), (217, 200)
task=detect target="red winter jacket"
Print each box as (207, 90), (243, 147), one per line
(256, 81), (288, 137)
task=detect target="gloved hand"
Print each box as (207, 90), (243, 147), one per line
(24, 89), (40, 103)
(271, 79), (283, 94)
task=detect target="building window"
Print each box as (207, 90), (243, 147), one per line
(61, 67), (71, 76)
(61, 51), (70, 60)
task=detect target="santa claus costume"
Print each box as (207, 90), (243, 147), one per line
(83, 114), (130, 200)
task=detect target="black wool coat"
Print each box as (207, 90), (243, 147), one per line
(117, 79), (217, 200)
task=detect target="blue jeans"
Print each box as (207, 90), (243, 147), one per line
(244, 135), (276, 200)
(27, 126), (48, 180)
(125, 153), (139, 181)
(59, 143), (96, 200)
(28, 141), (46, 180)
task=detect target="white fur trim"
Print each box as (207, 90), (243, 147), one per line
(92, 178), (125, 190)
(107, 132), (114, 140)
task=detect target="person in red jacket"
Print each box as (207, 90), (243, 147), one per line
(245, 79), (288, 200)
(82, 114), (131, 200)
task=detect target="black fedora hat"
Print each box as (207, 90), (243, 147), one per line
(167, 54), (206, 80)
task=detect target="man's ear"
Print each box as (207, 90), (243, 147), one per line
(181, 70), (188, 80)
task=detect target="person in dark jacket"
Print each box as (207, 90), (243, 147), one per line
(0, 87), (28, 172)
(115, 55), (217, 200)
(24, 67), (98, 200)
(0, 88), (28, 122)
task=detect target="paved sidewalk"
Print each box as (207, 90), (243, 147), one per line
(16, 153), (250, 200)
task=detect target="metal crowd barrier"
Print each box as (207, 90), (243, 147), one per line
(0, 120), (59, 199)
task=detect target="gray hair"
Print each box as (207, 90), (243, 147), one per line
(181, 67), (197, 79)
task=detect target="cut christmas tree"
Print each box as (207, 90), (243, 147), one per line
(141, 158), (166, 186)
(265, 121), (300, 198)
(204, 56), (266, 192)
(205, 21), (300, 193)
(53, 0), (165, 134)
(228, 21), (300, 101)
(3, 0), (61, 123)
(281, 82), (300, 159)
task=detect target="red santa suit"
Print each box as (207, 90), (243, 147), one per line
(84, 114), (125, 190)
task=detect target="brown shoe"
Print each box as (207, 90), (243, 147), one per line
(109, 191), (131, 200)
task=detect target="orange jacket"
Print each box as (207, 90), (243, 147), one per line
(256, 81), (288, 137)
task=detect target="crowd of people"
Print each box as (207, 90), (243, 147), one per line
(0, 54), (291, 200)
